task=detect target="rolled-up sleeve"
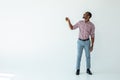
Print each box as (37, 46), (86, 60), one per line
(90, 25), (95, 38)
(73, 21), (80, 30)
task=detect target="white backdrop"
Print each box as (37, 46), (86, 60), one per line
(0, 0), (120, 80)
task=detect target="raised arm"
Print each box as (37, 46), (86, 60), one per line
(65, 17), (74, 30)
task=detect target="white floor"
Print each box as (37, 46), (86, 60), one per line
(0, 52), (120, 80)
(0, 69), (120, 80)
(0, 43), (119, 80)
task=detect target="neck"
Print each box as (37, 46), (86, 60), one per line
(85, 19), (89, 22)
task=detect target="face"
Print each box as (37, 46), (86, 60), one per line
(83, 12), (90, 20)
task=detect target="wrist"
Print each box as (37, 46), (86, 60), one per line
(91, 44), (94, 47)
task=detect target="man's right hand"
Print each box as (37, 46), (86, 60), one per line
(65, 17), (70, 22)
(65, 17), (73, 30)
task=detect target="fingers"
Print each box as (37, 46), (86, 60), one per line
(65, 17), (69, 21)
(90, 47), (93, 52)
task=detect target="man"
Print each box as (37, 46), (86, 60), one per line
(65, 12), (95, 75)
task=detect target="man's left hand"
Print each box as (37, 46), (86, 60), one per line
(90, 46), (93, 52)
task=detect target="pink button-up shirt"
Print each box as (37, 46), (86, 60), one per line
(73, 20), (95, 39)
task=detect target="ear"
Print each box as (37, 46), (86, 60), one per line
(88, 16), (91, 19)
